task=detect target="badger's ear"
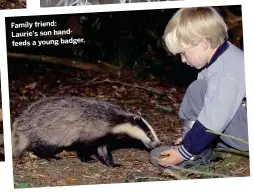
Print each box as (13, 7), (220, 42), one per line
(132, 116), (142, 125)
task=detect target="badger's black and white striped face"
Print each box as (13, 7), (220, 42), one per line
(111, 116), (161, 149)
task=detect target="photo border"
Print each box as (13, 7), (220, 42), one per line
(0, 0), (253, 192)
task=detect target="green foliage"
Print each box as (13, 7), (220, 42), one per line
(14, 181), (29, 189)
(156, 103), (173, 113)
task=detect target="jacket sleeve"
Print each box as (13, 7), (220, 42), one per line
(178, 120), (218, 160)
(198, 75), (244, 133)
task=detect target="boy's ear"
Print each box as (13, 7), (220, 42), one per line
(200, 39), (209, 50)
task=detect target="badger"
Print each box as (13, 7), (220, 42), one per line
(12, 96), (161, 167)
(41, 0), (160, 7)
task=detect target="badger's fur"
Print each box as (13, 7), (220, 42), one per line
(12, 96), (160, 166)
(41, 0), (162, 7)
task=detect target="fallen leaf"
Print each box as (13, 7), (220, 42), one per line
(29, 152), (38, 159)
(114, 92), (122, 97)
(25, 82), (37, 89)
(56, 150), (76, 158)
(57, 178), (77, 185)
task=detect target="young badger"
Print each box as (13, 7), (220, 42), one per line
(12, 96), (161, 166)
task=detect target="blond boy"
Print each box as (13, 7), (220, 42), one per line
(150, 7), (248, 170)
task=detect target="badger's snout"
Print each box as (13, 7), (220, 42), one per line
(146, 140), (161, 149)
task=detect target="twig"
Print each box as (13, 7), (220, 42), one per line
(133, 176), (170, 181)
(214, 147), (249, 157)
(97, 60), (121, 71)
(206, 130), (248, 145)
(84, 78), (176, 102)
(163, 165), (231, 178)
(161, 170), (186, 180)
(152, 157), (230, 178)
(87, 77), (99, 84)
(215, 147), (249, 154)
(7, 52), (120, 74)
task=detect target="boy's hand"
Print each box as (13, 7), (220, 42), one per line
(158, 149), (185, 167)
(174, 137), (183, 145)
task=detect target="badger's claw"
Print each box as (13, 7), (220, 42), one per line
(76, 146), (98, 163)
(96, 145), (117, 167)
(80, 156), (98, 163)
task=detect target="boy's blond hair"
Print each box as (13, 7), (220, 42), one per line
(164, 7), (228, 54)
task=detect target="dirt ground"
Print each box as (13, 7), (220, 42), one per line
(7, 60), (250, 188)
(0, 0), (26, 10)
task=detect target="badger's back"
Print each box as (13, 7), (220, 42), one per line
(12, 96), (132, 149)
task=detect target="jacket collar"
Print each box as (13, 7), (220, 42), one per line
(205, 41), (229, 69)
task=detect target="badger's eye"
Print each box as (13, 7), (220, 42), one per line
(147, 131), (153, 139)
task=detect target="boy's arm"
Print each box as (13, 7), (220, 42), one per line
(178, 120), (217, 160)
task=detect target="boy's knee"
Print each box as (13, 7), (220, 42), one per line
(220, 136), (249, 152)
(239, 146), (249, 152)
(235, 143), (249, 152)
(179, 80), (207, 120)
